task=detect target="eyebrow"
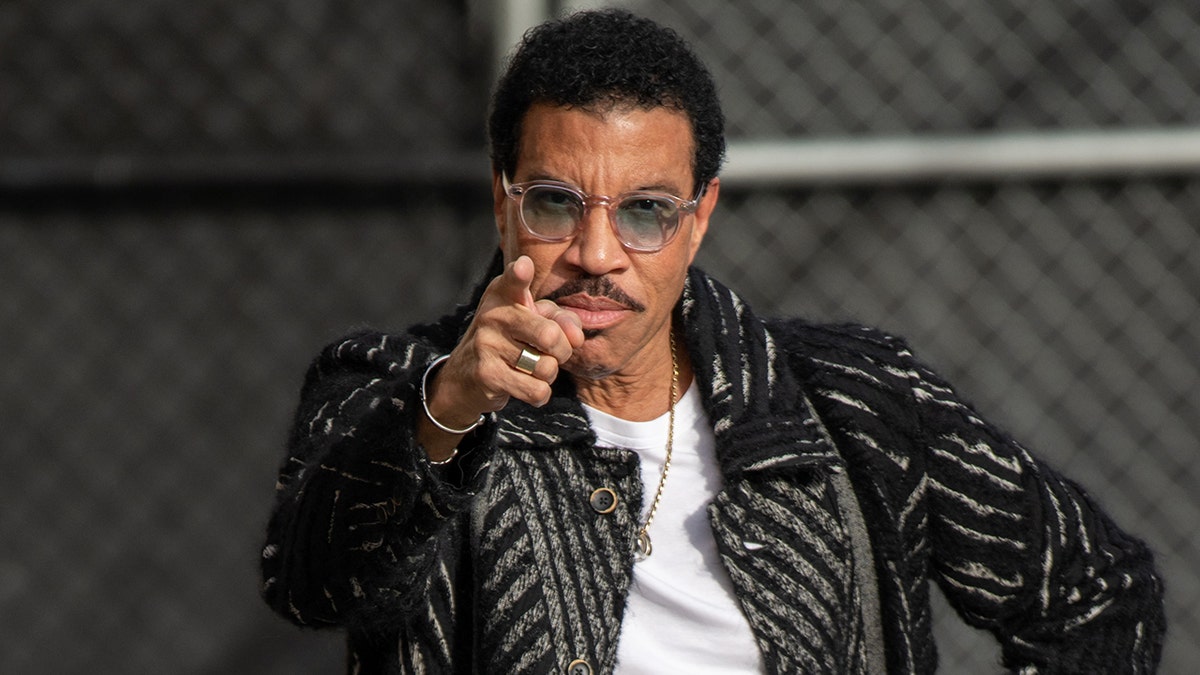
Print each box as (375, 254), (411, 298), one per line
(635, 182), (683, 194)
(522, 173), (686, 197)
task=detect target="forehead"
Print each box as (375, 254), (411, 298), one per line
(515, 102), (695, 189)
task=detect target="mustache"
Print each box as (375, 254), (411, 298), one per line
(542, 276), (646, 312)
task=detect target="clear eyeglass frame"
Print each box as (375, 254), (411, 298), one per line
(501, 173), (705, 252)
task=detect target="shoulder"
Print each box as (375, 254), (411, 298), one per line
(766, 318), (914, 385)
(312, 305), (475, 370)
(766, 318), (929, 436)
(292, 308), (475, 413)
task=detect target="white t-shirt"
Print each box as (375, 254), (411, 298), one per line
(583, 382), (764, 673)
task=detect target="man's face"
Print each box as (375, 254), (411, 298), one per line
(493, 102), (719, 381)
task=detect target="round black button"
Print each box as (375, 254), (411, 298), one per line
(589, 487), (618, 514)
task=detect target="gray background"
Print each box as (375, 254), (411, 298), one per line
(2, 0), (1196, 672)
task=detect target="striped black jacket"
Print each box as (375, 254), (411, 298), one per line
(262, 265), (1164, 674)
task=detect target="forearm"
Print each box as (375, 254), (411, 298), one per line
(994, 463), (1164, 673)
(261, 429), (482, 628)
(260, 332), (493, 628)
(913, 362), (1164, 672)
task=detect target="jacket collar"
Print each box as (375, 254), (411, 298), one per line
(678, 266), (841, 477)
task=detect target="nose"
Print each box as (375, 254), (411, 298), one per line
(566, 203), (631, 275)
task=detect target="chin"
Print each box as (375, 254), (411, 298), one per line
(563, 339), (619, 380)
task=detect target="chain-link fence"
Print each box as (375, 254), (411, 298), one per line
(2, 0), (1196, 673)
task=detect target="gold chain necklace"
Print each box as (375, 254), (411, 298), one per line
(634, 332), (678, 561)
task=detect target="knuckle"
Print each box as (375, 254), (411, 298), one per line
(483, 391), (509, 410)
(534, 321), (561, 349)
(480, 357), (504, 380)
(475, 330), (509, 357)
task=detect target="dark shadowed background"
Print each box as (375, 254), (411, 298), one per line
(2, 0), (1196, 672)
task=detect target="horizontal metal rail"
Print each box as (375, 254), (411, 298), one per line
(722, 128), (1200, 185)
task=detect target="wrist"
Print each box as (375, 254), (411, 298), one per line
(420, 355), (486, 435)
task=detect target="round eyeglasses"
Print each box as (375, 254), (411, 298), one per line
(502, 173), (704, 252)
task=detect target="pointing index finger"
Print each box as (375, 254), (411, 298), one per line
(499, 255), (536, 309)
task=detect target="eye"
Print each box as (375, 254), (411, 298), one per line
(542, 190), (575, 206)
(627, 198), (662, 213)
(619, 196), (677, 224)
(528, 186), (578, 209)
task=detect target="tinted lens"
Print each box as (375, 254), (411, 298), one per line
(615, 196), (678, 249)
(522, 185), (582, 239)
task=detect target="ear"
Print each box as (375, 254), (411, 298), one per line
(492, 170), (509, 240)
(686, 177), (719, 264)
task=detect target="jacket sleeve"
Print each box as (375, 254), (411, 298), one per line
(259, 328), (494, 633)
(905, 350), (1165, 673)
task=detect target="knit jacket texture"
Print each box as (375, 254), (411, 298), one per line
(261, 264), (1165, 674)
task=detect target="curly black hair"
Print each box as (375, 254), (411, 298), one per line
(488, 9), (725, 191)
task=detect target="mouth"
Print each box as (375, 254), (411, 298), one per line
(543, 277), (645, 334)
(555, 295), (631, 332)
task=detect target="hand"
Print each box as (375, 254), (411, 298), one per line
(424, 256), (584, 432)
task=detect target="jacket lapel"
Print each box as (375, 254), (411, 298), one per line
(681, 268), (870, 673)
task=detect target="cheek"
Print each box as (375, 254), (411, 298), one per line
(647, 256), (691, 307)
(520, 243), (572, 292)
(530, 272), (554, 300)
(499, 215), (537, 264)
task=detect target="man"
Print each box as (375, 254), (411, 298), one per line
(261, 9), (1164, 674)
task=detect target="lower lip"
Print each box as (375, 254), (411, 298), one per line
(562, 306), (627, 332)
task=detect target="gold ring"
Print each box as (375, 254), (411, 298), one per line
(514, 347), (542, 375)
